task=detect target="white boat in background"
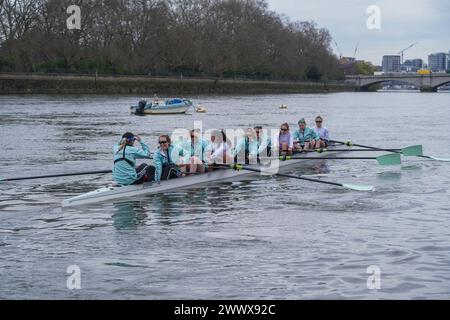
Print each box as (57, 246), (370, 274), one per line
(130, 98), (193, 115)
(62, 146), (349, 207)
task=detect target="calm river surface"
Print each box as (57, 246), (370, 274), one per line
(1, 92), (450, 299)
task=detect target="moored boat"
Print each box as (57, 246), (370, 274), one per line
(130, 98), (193, 115)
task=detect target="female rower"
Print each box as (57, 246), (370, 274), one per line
(113, 132), (154, 185)
(207, 129), (232, 165)
(153, 135), (186, 181)
(254, 125), (271, 157)
(184, 129), (209, 174)
(278, 123), (293, 155)
(293, 118), (320, 151)
(233, 128), (259, 164)
(313, 116), (330, 148)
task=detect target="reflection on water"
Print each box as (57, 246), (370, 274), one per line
(0, 93), (450, 299)
(112, 202), (148, 230)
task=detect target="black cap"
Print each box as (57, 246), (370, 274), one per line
(122, 132), (135, 140)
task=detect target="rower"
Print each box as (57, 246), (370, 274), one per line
(207, 129), (232, 165)
(183, 129), (209, 174)
(293, 118), (320, 151)
(233, 128), (259, 164)
(278, 123), (293, 156)
(153, 135), (186, 181)
(254, 125), (272, 158)
(113, 132), (155, 185)
(312, 116), (330, 148)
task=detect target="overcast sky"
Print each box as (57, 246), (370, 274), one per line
(266, 0), (450, 65)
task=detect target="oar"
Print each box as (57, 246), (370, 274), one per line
(216, 164), (374, 191)
(299, 148), (401, 153)
(279, 153), (401, 166)
(330, 139), (422, 155)
(330, 140), (449, 162)
(0, 170), (112, 182)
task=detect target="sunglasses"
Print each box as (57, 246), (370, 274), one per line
(159, 140), (168, 144)
(316, 120), (322, 123)
(280, 128), (288, 131)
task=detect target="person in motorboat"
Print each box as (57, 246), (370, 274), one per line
(153, 135), (186, 181)
(278, 123), (294, 156)
(113, 132), (155, 185)
(293, 118), (320, 151)
(312, 116), (330, 148)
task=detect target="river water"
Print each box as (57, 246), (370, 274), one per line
(0, 92), (449, 299)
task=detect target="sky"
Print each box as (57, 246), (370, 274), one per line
(266, 0), (450, 65)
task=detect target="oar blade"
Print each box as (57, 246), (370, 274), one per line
(402, 145), (423, 156)
(342, 183), (374, 192)
(376, 153), (401, 165)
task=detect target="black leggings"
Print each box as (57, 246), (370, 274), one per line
(161, 163), (182, 180)
(134, 164), (156, 184)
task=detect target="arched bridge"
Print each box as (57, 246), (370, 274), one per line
(346, 73), (450, 92)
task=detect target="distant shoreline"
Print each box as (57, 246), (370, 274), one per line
(0, 73), (355, 95)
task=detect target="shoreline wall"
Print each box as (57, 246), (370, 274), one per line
(0, 73), (355, 95)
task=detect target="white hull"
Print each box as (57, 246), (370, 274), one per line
(130, 105), (190, 114)
(62, 148), (347, 207)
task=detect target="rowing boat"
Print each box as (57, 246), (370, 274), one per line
(62, 145), (348, 207)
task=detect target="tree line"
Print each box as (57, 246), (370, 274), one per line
(0, 0), (344, 81)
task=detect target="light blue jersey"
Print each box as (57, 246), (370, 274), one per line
(293, 128), (319, 146)
(112, 140), (151, 185)
(153, 145), (187, 182)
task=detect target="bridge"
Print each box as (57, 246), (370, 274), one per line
(346, 73), (450, 92)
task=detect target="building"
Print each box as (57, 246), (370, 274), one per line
(448, 51), (450, 71)
(428, 52), (447, 72)
(402, 59), (423, 72)
(382, 55), (401, 73)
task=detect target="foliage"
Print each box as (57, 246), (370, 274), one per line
(0, 0), (343, 80)
(355, 61), (376, 75)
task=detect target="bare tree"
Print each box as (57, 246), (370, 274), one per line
(0, 0), (342, 79)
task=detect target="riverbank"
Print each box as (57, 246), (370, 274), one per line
(0, 73), (355, 95)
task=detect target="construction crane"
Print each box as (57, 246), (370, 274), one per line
(353, 41), (359, 59)
(334, 40), (343, 59)
(398, 42), (418, 64)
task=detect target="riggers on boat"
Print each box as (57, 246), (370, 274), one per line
(130, 98), (193, 115)
(62, 144), (348, 207)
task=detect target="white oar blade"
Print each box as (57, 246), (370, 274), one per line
(427, 156), (450, 162)
(342, 183), (374, 192)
